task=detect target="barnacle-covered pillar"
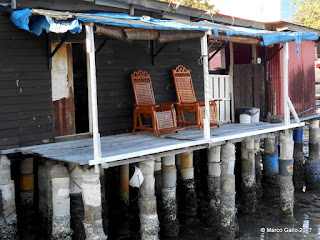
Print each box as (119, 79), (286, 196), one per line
(50, 164), (72, 239)
(207, 146), (221, 229)
(220, 142), (238, 239)
(0, 155), (18, 239)
(262, 134), (279, 196)
(306, 120), (320, 190)
(241, 139), (256, 212)
(293, 127), (304, 191)
(139, 160), (160, 240)
(161, 155), (179, 237)
(279, 131), (294, 222)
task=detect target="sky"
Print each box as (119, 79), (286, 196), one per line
(212, 0), (286, 22)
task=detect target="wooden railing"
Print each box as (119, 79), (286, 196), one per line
(208, 74), (232, 122)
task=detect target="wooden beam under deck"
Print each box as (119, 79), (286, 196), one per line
(1, 120), (310, 168)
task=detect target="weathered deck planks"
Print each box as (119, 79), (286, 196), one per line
(1, 120), (308, 167)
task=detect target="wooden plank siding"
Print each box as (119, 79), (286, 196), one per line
(0, 8), (205, 148)
(95, 37), (204, 135)
(233, 64), (267, 120)
(0, 13), (54, 150)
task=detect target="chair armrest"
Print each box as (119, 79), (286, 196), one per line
(178, 101), (201, 106)
(156, 102), (176, 107)
(197, 100), (222, 106)
(134, 104), (156, 109)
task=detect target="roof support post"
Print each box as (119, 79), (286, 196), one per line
(229, 42), (235, 123)
(283, 42), (290, 126)
(201, 31), (211, 140)
(86, 23), (101, 172)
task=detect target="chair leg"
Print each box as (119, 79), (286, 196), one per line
(181, 110), (186, 126)
(132, 110), (138, 135)
(196, 108), (202, 130)
(138, 114), (143, 128)
(151, 112), (159, 136)
(177, 109), (182, 126)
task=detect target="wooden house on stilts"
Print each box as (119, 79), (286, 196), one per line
(0, 0), (320, 239)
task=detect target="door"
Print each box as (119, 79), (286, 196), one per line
(233, 64), (267, 119)
(51, 43), (76, 137)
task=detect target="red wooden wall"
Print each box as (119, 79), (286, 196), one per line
(268, 41), (316, 117)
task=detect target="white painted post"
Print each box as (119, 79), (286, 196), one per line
(85, 23), (101, 172)
(252, 45), (257, 63)
(283, 42), (290, 125)
(229, 42), (235, 123)
(287, 98), (300, 123)
(200, 31), (211, 140)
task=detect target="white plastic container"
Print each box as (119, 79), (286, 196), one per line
(240, 114), (251, 124)
(251, 108), (260, 123)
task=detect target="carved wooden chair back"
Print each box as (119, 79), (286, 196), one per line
(172, 65), (197, 103)
(131, 70), (155, 105)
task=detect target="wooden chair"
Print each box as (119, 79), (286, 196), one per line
(131, 70), (185, 136)
(172, 65), (227, 130)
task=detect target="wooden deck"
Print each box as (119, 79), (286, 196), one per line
(1, 121), (307, 167)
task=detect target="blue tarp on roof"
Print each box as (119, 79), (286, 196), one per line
(10, 8), (319, 47)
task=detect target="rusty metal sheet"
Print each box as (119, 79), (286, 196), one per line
(158, 30), (204, 43)
(124, 28), (159, 40)
(268, 41), (316, 117)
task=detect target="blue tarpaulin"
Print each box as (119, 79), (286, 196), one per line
(10, 8), (319, 48)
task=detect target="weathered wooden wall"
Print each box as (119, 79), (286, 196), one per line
(0, 10), (54, 149)
(95, 37), (203, 135)
(233, 64), (267, 118)
(0, 6), (204, 149)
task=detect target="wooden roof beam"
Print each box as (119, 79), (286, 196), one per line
(209, 34), (274, 48)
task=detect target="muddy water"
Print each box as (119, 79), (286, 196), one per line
(173, 127), (320, 240)
(172, 191), (320, 240)
(237, 192), (320, 240)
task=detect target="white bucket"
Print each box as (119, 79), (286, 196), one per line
(129, 166), (144, 188)
(251, 108), (260, 123)
(240, 114), (251, 124)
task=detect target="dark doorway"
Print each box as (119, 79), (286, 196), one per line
(72, 43), (89, 134)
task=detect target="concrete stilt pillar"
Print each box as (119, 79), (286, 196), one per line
(68, 163), (85, 240)
(293, 127), (304, 191)
(241, 139), (256, 213)
(19, 157), (34, 236)
(207, 146), (221, 229)
(154, 158), (162, 198)
(119, 164), (129, 236)
(262, 135), (279, 196)
(100, 168), (108, 236)
(50, 164), (72, 239)
(38, 159), (55, 238)
(161, 155), (179, 237)
(138, 160), (160, 240)
(180, 152), (197, 219)
(0, 155), (18, 239)
(154, 157), (162, 229)
(82, 168), (107, 240)
(306, 120), (320, 190)
(279, 131), (294, 221)
(254, 139), (263, 198)
(220, 142), (237, 240)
